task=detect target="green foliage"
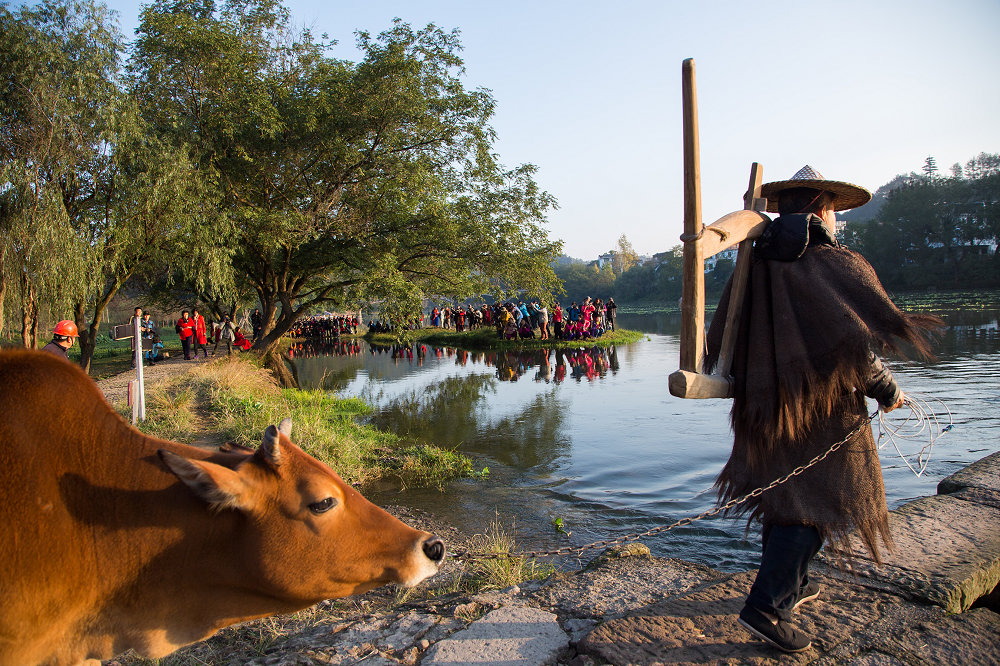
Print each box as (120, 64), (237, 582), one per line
(130, 4), (562, 355)
(843, 166), (1000, 290)
(551, 516), (571, 536)
(554, 261), (615, 305)
(0, 0), (233, 371)
(3, 0), (562, 378)
(0, 0), (122, 342)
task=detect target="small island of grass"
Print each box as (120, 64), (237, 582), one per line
(366, 327), (645, 350)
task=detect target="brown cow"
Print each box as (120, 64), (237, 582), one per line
(0, 350), (444, 665)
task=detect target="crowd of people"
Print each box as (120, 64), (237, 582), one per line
(40, 295), (617, 369)
(288, 313), (360, 339)
(426, 296), (618, 341)
(171, 309), (251, 360)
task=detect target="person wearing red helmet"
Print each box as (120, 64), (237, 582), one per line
(43, 320), (79, 360)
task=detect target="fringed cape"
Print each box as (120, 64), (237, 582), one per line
(706, 241), (942, 563)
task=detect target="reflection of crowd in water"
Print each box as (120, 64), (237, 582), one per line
(351, 342), (620, 382)
(287, 339), (363, 359)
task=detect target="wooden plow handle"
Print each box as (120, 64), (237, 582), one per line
(668, 60), (770, 399)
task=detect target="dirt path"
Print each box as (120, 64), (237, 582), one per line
(95, 353), (217, 404)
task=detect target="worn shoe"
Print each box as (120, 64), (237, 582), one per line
(792, 581), (822, 611)
(738, 605), (812, 653)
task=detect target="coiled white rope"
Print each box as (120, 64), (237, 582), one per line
(875, 392), (954, 477)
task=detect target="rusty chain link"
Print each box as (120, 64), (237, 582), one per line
(449, 412), (876, 561)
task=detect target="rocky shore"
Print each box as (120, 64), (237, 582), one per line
(99, 364), (999, 665)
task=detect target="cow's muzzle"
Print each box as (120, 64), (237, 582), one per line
(422, 536), (445, 563)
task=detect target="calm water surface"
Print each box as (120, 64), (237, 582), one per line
(293, 303), (1000, 572)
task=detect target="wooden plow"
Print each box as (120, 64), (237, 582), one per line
(668, 59), (772, 400)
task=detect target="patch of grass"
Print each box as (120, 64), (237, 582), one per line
(889, 289), (1000, 312)
(133, 355), (480, 488)
(462, 514), (555, 592)
(372, 445), (490, 491)
(139, 386), (197, 442)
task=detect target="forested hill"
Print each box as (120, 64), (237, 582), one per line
(558, 152), (1000, 305)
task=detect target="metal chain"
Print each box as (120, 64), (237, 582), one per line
(449, 412), (876, 561)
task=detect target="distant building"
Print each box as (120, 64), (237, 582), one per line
(596, 252), (616, 269)
(705, 246), (739, 272)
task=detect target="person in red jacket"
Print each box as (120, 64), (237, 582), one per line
(191, 308), (210, 359)
(175, 310), (195, 360)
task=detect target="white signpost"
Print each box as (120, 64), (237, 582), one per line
(113, 320), (146, 424)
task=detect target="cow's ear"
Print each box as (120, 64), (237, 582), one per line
(158, 450), (249, 511)
(278, 418), (292, 437)
(258, 424), (283, 467)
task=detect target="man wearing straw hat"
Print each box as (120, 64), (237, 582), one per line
(705, 166), (942, 653)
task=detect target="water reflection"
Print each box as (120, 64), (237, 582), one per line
(363, 373), (572, 474)
(291, 339), (623, 386)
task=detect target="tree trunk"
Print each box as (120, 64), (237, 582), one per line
(76, 277), (128, 375)
(20, 275), (38, 348)
(254, 294), (277, 349)
(0, 248), (6, 340)
(262, 347), (298, 388)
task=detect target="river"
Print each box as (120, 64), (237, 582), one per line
(291, 299), (1000, 572)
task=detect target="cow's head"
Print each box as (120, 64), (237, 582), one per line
(158, 419), (444, 601)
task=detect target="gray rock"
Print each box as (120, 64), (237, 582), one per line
(938, 450), (1000, 495)
(421, 605), (568, 666)
(561, 618), (598, 643)
(831, 493), (1000, 613)
(577, 570), (1000, 666)
(533, 551), (720, 619)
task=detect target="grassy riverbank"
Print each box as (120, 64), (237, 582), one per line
(367, 326), (646, 350)
(127, 355), (482, 489)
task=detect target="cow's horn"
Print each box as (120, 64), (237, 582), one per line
(260, 425), (283, 466)
(278, 418), (292, 437)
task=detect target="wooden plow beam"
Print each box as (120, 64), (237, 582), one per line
(668, 59), (771, 400)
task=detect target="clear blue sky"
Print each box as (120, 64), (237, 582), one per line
(98, 0), (1000, 259)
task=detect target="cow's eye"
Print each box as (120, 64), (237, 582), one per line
(308, 497), (337, 514)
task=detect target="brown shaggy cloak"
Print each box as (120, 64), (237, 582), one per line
(706, 243), (942, 563)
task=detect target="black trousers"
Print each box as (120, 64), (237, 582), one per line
(746, 524), (823, 621)
(181, 337), (192, 360)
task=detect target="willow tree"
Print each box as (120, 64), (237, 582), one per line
(131, 1), (561, 365)
(1, 0), (229, 371)
(69, 99), (226, 373)
(0, 0), (120, 346)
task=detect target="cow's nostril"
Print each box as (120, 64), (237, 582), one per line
(422, 537), (445, 562)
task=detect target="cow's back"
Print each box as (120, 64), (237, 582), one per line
(0, 350), (146, 663)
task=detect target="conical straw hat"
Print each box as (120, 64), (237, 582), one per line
(760, 165), (872, 212)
